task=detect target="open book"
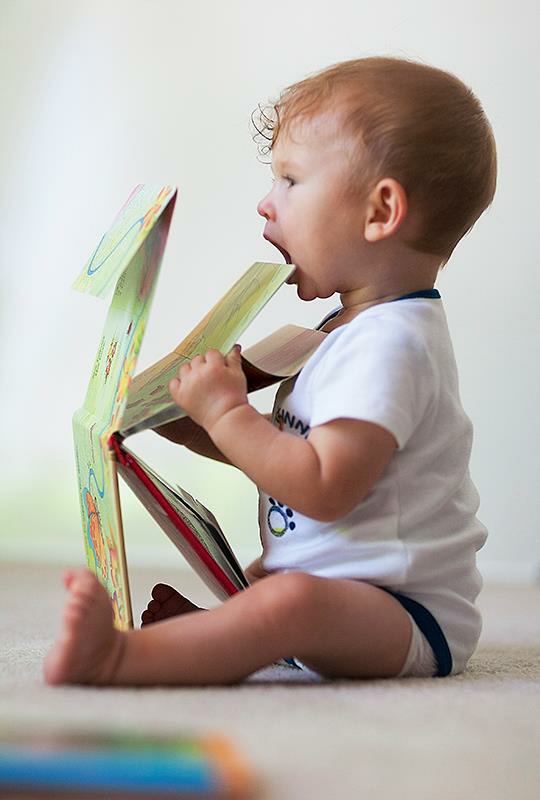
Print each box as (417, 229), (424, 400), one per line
(72, 185), (325, 628)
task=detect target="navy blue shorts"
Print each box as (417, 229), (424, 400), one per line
(381, 588), (453, 677)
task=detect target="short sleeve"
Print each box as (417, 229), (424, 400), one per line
(309, 311), (436, 450)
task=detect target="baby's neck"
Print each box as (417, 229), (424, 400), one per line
(323, 284), (434, 333)
(326, 249), (441, 331)
(340, 249), (442, 313)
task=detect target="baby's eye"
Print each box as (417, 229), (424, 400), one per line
(283, 175), (296, 187)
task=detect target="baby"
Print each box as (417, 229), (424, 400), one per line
(44, 56), (496, 685)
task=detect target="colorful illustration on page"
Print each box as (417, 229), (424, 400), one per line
(72, 185), (177, 628)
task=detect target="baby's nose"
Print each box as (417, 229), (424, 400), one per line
(257, 193), (274, 220)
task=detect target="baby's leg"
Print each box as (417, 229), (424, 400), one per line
(44, 569), (412, 686)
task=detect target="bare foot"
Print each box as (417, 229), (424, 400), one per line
(43, 569), (125, 686)
(140, 583), (204, 627)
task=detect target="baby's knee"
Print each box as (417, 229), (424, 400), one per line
(247, 571), (320, 639)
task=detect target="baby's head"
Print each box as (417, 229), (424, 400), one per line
(255, 57), (496, 265)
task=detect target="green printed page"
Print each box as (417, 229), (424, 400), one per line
(73, 185), (176, 298)
(120, 260), (294, 436)
(72, 186), (177, 628)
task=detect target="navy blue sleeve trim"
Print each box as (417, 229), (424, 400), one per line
(381, 588), (453, 677)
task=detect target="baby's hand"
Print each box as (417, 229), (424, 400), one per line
(169, 345), (247, 433)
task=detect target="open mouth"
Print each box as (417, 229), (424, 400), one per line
(263, 233), (292, 265)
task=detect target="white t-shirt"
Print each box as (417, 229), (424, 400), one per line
(258, 296), (487, 674)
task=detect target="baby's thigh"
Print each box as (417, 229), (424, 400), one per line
(243, 556), (270, 584)
(248, 572), (412, 679)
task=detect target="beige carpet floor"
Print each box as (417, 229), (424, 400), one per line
(1, 561), (539, 799)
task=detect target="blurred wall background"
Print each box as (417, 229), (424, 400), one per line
(1, 0), (538, 583)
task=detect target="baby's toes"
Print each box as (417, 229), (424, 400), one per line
(151, 583), (177, 603)
(141, 583), (202, 627)
(140, 608), (155, 626)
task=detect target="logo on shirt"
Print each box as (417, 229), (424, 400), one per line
(275, 407), (310, 439)
(267, 498), (296, 537)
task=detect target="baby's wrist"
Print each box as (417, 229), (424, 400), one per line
(207, 402), (255, 446)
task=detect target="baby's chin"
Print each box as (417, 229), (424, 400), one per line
(285, 267), (307, 299)
(294, 275), (332, 302)
(295, 282), (319, 302)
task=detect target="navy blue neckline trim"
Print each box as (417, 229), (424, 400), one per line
(316, 289), (441, 330)
(392, 289), (441, 301)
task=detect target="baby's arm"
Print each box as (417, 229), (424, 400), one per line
(153, 417), (233, 464)
(213, 407), (396, 520)
(154, 413), (274, 465)
(170, 347), (397, 521)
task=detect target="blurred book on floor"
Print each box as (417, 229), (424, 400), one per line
(0, 725), (258, 798)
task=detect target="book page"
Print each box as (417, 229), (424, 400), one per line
(119, 260), (293, 436)
(72, 184), (176, 298)
(73, 413), (133, 628)
(136, 453), (248, 588)
(116, 444), (248, 601)
(72, 186), (176, 629)
(241, 324), (326, 391)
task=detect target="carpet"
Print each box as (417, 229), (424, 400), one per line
(1, 562), (539, 799)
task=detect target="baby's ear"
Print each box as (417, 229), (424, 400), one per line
(364, 179), (408, 242)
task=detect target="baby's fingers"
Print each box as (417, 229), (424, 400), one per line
(205, 348), (225, 366)
(225, 343), (242, 367)
(189, 354), (206, 369)
(169, 376), (181, 394)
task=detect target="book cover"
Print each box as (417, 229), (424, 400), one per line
(0, 726), (257, 798)
(72, 185), (305, 628)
